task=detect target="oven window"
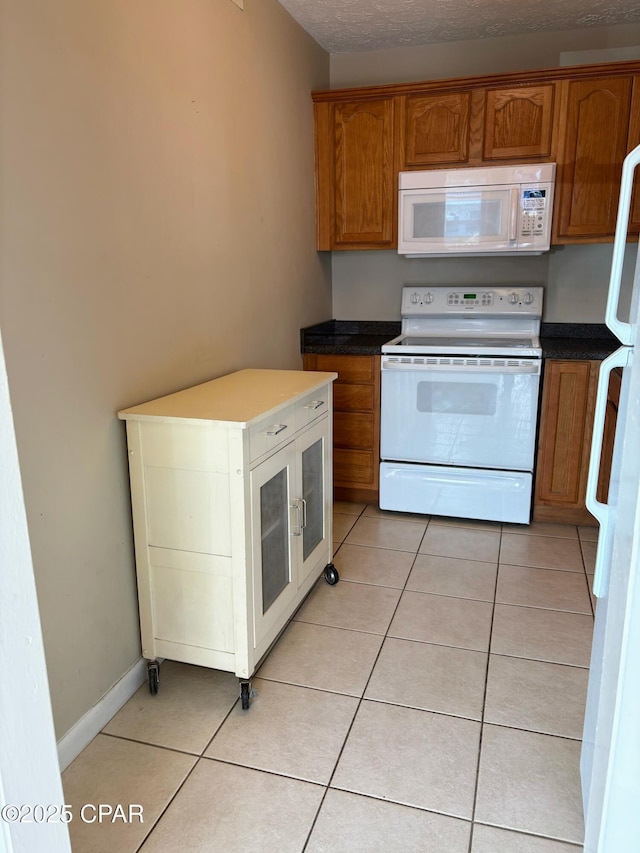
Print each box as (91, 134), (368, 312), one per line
(417, 381), (497, 415)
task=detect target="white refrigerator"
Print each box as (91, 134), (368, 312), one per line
(581, 143), (640, 852)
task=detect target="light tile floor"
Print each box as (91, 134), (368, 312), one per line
(62, 503), (596, 852)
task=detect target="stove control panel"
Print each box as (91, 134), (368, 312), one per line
(447, 291), (493, 307)
(402, 286), (543, 317)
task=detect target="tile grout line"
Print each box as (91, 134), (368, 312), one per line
(322, 526), (424, 786)
(578, 533), (597, 619)
(131, 681), (243, 851)
(466, 522), (504, 853)
(300, 502), (371, 852)
(301, 514), (427, 851)
(381, 583), (593, 616)
(132, 754), (202, 852)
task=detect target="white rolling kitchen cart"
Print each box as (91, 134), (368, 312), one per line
(118, 368), (337, 709)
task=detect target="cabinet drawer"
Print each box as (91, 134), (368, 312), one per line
(313, 354), (374, 383)
(334, 412), (374, 449)
(334, 384), (374, 412)
(249, 404), (296, 462)
(334, 448), (376, 486)
(295, 388), (330, 431)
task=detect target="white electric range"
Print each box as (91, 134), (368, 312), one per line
(379, 285), (543, 524)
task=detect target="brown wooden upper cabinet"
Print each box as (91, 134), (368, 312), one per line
(312, 60), (640, 251)
(401, 83), (557, 168)
(482, 83), (556, 161)
(627, 77), (640, 234)
(314, 97), (396, 250)
(554, 76), (635, 241)
(401, 91), (472, 166)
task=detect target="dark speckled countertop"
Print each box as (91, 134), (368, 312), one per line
(539, 323), (619, 360)
(301, 320), (620, 360)
(301, 320), (401, 355)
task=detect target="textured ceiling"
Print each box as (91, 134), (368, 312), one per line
(277, 0), (640, 53)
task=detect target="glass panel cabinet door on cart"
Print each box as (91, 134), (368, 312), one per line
(250, 445), (298, 650)
(297, 417), (332, 588)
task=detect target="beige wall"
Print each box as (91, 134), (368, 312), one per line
(329, 26), (640, 323)
(0, 0), (330, 738)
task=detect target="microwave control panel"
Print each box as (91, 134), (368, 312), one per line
(520, 188), (550, 238)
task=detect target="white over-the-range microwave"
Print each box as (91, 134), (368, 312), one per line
(398, 162), (556, 257)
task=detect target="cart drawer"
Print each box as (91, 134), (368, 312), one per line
(249, 403), (296, 462)
(296, 388), (330, 431)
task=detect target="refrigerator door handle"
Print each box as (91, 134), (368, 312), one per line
(586, 347), (631, 597)
(606, 143), (640, 345)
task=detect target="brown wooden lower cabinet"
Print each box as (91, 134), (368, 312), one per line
(303, 353), (380, 503)
(534, 358), (618, 525)
(596, 367), (621, 505)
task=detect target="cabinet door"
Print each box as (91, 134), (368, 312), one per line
(402, 92), (471, 166)
(555, 77), (633, 240)
(596, 368), (622, 504)
(534, 360), (598, 523)
(627, 76), (640, 235)
(250, 445), (297, 648)
(483, 84), (555, 161)
(296, 417), (332, 587)
(333, 98), (396, 247)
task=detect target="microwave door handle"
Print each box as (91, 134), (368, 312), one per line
(509, 188), (519, 242)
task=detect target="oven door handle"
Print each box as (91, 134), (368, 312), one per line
(382, 361), (540, 375)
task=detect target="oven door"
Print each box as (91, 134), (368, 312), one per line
(380, 356), (541, 471)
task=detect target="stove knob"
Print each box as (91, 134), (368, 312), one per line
(509, 292), (519, 305)
(410, 292), (419, 304)
(425, 292), (434, 304)
(524, 292), (534, 305)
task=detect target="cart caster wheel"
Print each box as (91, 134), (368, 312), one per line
(240, 680), (251, 710)
(147, 661), (160, 696)
(324, 564), (339, 585)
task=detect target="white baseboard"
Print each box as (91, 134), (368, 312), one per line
(57, 658), (147, 771)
